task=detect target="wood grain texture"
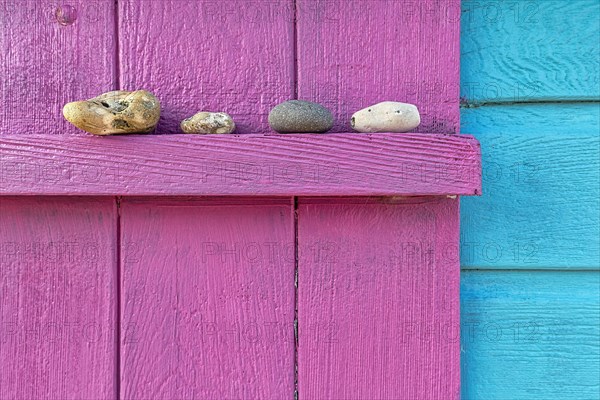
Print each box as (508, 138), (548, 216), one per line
(296, 3), (463, 398)
(118, 0), (294, 133)
(298, 197), (461, 399)
(297, 0), (461, 133)
(462, 0), (600, 103)
(460, 105), (600, 269)
(120, 198), (295, 399)
(462, 103), (600, 135)
(0, 133), (482, 196)
(0, 197), (116, 399)
(0, 0), (116, 135)
(461, 270), (600, 400)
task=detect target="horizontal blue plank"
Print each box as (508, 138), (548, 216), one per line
(461, 104), (600, 269)
(462, 0), (600, 103)
(461, 270), (600, 400)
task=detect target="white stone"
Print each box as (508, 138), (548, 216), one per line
(350, 101), (420, 133)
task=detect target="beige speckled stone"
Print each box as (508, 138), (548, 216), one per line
(180, 112), (236, 134)
(351, 101), (420, 133)
(63, 90), (160, 135)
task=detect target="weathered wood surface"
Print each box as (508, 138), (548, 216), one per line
(460, 105), (600, 269)
(0, 0), (480, 398)
(297, 0), (461, 133)
(461, 270), (600, 399)
(462, 103), (600, 135)
(298, 197), (461, 399)
(0, 197), (117, 399)
(462, 0), (600, 103)
(120, 198), (295, 398)
(0, 0), (116, 135)
(118, 0), (294, 133)
(0, 2), (119, 398)
(461, 0), (600, 393)
(0, 133), (481, 196)
(295, 2), (462, 398)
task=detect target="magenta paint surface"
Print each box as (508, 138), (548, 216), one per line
(295, 1), (462, 397)
(0, 0), (116, 136)
(0, 197), (117, 399)
(297, 0), (461, 134)
(118, 0), (295, 134)
(298, 197), (461, 398)
(0, 133), (481, 196)
(120, 198), (296, 399)
(0, 0), (466, 398)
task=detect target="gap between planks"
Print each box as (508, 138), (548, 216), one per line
(113, 0), (120, 90)
(293, 196), (299, 400)
(293, 0), (299, 100)
(115, 196), (122, 400)
(462, 267), (600, 272)
(460, 99), (600, 108)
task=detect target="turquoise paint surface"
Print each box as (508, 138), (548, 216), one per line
(462, 0), (600, 103)
(460, 0), (600, 398)
(461, 271), (600, 399)
(461, 104), (600, 269)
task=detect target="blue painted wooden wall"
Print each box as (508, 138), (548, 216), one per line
(460, 1), (600, 398)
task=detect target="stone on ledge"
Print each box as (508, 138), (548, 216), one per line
(351, 101), (420, 133)
(268, 100), (334, 133)
(180, 111), (236, 134)
(63, 90), (160, 135)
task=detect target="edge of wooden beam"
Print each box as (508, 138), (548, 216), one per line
(0, 133), (481, 196)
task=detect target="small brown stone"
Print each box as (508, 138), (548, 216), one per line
(63, 90), (160, 135)
(180, 112), (236, 134)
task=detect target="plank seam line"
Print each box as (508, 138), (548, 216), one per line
(114, 0), (120, 89)
(461, 268), (600, 272)
(460, 99), (600, 109)
(293, 0), (298, 100)
(294, 196), (299, 400)
(116, 196), (122, 399)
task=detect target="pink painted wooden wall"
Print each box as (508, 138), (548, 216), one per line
(0, 1), (468, 399)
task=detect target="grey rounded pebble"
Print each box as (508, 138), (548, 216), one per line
(268, 100), (334, 133)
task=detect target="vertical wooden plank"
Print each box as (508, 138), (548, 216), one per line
(297, 0), (462, 397)
(298, 197), (461, 399)
(121, 198), (295, 399)
(297, 0), (461, 133)
(0, 0), (116, 135)
(118, 0), (295, 133)
(0, 197), (117, 399)
(0, 1), (118, 396)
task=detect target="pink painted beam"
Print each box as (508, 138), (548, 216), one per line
(297, 0), (461, 134)
(0, 197), (117, 399)
(118, 0), (294, 133)
(297, 197), (461, 398)
(0, 133), (481, 196)
(120, 198), (295, 399)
